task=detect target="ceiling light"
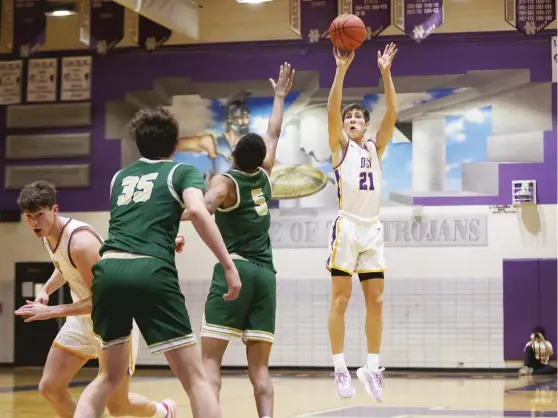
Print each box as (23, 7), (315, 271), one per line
(45, 9), (76, 16)
(45, 1), (77, 17)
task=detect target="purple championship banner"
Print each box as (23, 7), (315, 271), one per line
(394, 0), (443, 43)
(505, 0), (556, 36)
(340, 0), (391, 38)
(128, 14), (172, 51)
(13, 0), (47, 56)
(91, 0), (126, 54)
(290, 0), (339, 44)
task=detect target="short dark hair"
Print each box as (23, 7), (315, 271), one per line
(17, 180), (57, 213)
(533, 326), (546, 337)
(342, 103), (370, 123)
(129, 107), (179, 160)
(233, 133), (266, 172)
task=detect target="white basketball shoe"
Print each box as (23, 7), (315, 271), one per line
(356, 366), (384, 402)
(332, 366), (356, 399)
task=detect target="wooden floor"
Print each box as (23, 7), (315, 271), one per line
(0, 367), (556, 417)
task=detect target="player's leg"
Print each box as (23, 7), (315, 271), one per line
(326, 217), (358, 399)
(242, 262), (276, 417)
(106, 375), (175, 417)
(354, 223), (386, 401)
(76, 343), (132, 418)
(105, 323), (175, 417)
(246, 341), (273, 418)
(200, 338), (229, 401)
(134, 258), (220, 418)
(74, 259), (136, 418)
(201, 261), (251, 400)
(38, 339), (88, 418)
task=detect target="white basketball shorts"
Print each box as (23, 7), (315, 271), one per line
(53, 315), (140, 374)
(326, 215), (386, 275)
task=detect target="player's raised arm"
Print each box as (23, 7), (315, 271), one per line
(327, 48), (354, 162)
(375, 43), (398, 159)
(262, 62), (295, 174)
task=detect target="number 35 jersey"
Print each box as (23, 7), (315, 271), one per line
(333, 138), (382, 224)
(214, 168), (275, 273)
(102, 158), (206, 265)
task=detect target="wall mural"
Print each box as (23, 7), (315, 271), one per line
(171, 85), (494, 209)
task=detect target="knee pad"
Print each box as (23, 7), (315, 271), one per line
(358, 271), (384, 281)
(331, 268), (351, 278)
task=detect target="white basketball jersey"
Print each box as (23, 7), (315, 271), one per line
(43, 218), (104, 304)
(333, 138), (382, 223)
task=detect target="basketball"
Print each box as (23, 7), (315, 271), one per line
(328, 14), (367, 52)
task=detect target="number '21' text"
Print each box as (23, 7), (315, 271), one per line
(359, 157), (375, 190)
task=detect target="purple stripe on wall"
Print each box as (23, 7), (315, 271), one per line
(414, 130), (557, 206)
(503, 259), (539, 360)
(0, 31), (554, 212)
(537, 259), (557, 348)
(553, 83), (557, 130)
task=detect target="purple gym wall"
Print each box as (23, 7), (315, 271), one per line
(0, 30), (555, 212)
(503, 258), (558, 360)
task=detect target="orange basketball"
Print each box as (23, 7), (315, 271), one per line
(328, 14), (367, 52)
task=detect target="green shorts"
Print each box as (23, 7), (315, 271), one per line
(202, 259), (276, 344)
(91, 254), (196, 354)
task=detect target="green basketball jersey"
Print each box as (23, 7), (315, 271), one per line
(215, 168), (275, 272)
(101, 158), (205, 265)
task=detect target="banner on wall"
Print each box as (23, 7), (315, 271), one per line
(290, 0), (338, 44)
(78, 0), (92, 47)
(12, 0), (47, 56)
(91, 0), (126, 54)
(269, 214), (487, 248)
(553, 36), (557, 83)
(60, 56), (92, 101)
(339, 0), (391, 38)
(505, 0), (556, 36)
(26, 58), (57, 103)
(126, 10), (172, 51)
(0, 61), (22, 105)
(394, 0), (444, 43)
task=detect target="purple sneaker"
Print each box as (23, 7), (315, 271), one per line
(331, 367), (356, 399)
(356, 366), (384, 402)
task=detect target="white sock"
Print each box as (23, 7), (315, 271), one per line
(333, 353), (346, 369)
(367, 353), (380, 371)
(153, 402), (168, 418)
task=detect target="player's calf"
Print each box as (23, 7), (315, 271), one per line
(165, 344), (221, 418)
(246, 340), (274, 418)
(358, 276), (385, 401)
(38, 378), (77, 418)
(106, 375), (173, 417)
(328, 273), (356, 399)
(201, 336), (230, 401)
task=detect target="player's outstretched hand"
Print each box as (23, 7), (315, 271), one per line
(333, 47), (355, 70)
(175, 234), (186, 253)
(269, 62), (295, 97)
(223, 264), (241, 301)
(14, 300), (53, 322)
(377, 42), (397, 74)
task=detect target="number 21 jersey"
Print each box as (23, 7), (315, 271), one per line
(101, 157), (205, 264)
(333, 138), (382, 224)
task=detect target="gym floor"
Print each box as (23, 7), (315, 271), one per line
(0, 368), (556, 417)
